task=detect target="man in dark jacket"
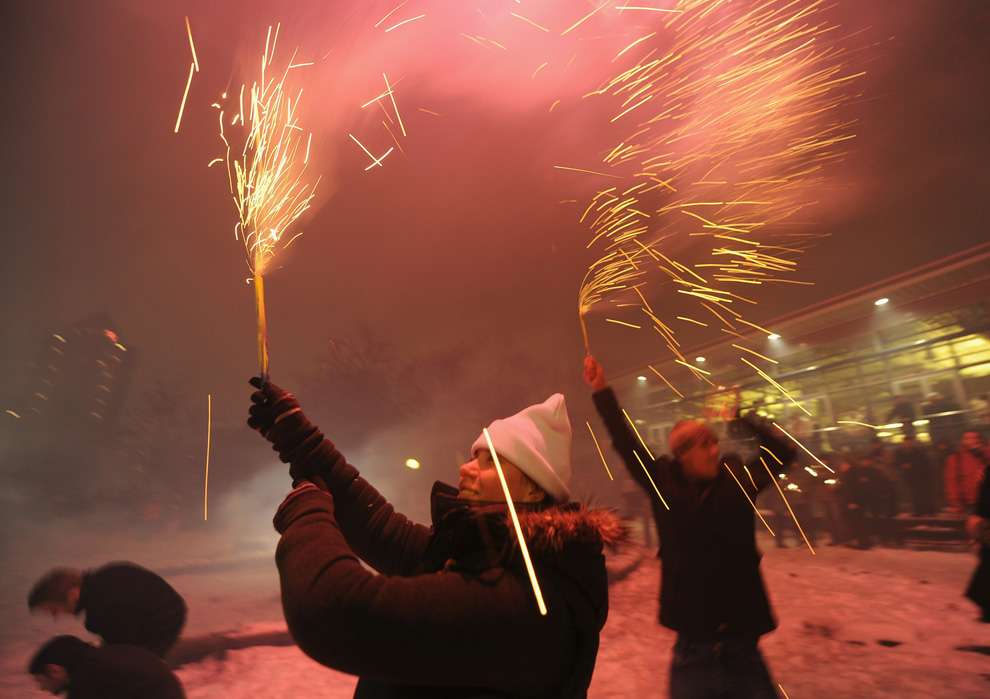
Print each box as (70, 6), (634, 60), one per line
(893, 433), (935, 517)
(584, 357), (795, 698)
(28, 635), (185, 698)
(28, 563), (186, 659)
(965, 455), (990, 622)
(248, 379), (624, 698)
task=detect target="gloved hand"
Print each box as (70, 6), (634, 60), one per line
(248, 377), (302, 440)
(247, 378), (339, 485)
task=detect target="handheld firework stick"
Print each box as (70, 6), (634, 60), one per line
(578, 248), (647, 355)
(254, 274), (269, 382)
(215, 24), (319, 384)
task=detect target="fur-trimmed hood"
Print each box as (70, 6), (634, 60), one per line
(425, 482), (628, 571)
(516, 502), (628, 552)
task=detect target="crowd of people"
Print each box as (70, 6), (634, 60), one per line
(20, 369), (990, 699)
(753, 424), (990, 553)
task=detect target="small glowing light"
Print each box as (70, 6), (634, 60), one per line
(824, 478), (837, 485)
(696, 356), (706, 362)
(874, 298), (889, 306)
(768, 333), (780, 340)
(637, 375), (647, 381)
(405, 459), (420, 470)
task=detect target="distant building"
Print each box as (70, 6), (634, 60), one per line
(609, 242), (990, 452)
(22, 313), (137, 431)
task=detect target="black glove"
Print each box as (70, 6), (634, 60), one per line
(248, 377), (301, 439)
(247, 378), (340, 485)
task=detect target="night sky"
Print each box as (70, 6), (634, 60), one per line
(2, 1), (989, 520)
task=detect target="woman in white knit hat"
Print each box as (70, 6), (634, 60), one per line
(248, 379), (626, 699)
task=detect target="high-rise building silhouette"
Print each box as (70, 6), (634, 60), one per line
(23, 312), (137, 431)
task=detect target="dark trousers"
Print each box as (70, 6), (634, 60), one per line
(906, 475), (936, 516)
(670, 635), (778, 698)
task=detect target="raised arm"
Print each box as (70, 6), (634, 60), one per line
(272, 485), (578, 695)
(248, 378), (430, 575)
(583, 356), (665, 493)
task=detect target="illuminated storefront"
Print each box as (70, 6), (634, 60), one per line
(611, 243), (990, 453)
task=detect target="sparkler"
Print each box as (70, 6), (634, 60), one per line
(215, 26), (319, 382)
(575, 0), (861, 381)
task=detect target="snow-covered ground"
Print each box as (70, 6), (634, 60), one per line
(2, 519), (989, 698)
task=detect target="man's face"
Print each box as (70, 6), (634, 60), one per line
(962, 431), (983, 451)
(458, 450), (542, 503)
(679, 428), (720, 481)
(33, 667), (67, 695)
(34, 600), (75, 620)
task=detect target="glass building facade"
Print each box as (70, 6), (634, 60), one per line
(610, 243), (990, 454)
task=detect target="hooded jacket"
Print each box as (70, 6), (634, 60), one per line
(267, 412), (625, 699)
(592, 387), (795, 640)
(30, 637), (184, 699)
(77, 563), (186, 658)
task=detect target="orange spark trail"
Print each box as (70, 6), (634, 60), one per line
(772, 421), (833, 472)
(383, 73), (407, 137)
(175, 62), (195, 133)
(635, 451), (669, 510)
(375, 2), (409, 28)
(725, 463), (775, 535)
(762, 457), (815, 554)
(587, 422), (614, 481)
(385, 14), (426, 33)
(185, 16), (200, 72)
(649, 365), (684, 397)
(483, 428), (547, 615)
(623, 408), (656, 461)
(204, 394), (211, 521)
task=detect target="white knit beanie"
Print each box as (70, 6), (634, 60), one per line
(471, 393), (572, 502)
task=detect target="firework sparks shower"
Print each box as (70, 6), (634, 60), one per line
(577, 0), (863, 382)
(215, 25), (320, 381)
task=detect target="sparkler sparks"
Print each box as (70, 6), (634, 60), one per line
(575, 0), (861, 388)
(215, 26), (320, 380)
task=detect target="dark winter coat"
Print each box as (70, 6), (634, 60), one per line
(267, 413), (624, 699)
(966, 464), (990, 610)
(77, 563), (186, 658)
(61, 642), (185, 699)
(592, 387), (795, 640)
